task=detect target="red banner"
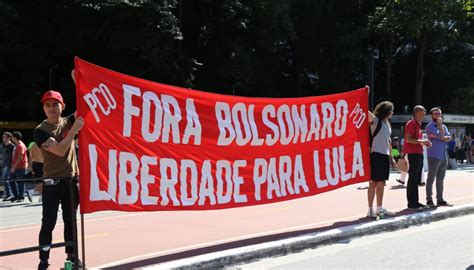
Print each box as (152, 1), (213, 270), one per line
(75, 57), (370, 214)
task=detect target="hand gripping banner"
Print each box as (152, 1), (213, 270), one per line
(75, 57), (371, 214)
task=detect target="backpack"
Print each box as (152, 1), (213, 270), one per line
(369, 117), (382, 152)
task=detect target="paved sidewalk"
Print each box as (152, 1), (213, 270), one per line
(0, 169), (473, 269)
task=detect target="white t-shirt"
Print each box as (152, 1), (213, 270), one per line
(370, 117), (391, 155)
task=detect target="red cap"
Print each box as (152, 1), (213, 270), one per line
(41, 90), (64, 106)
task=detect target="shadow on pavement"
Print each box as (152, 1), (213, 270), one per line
(0, 203), (27, 208)
(103, 217), (373, 269)
(103, 206), (444, 269)
(23, 203), (42, 208)
(389, 184), (406, 190)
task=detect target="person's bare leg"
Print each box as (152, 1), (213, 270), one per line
(368, 180), (377, 208)
(376, 181), (385, 208)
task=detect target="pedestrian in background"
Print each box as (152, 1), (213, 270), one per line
(1, 132), (14, 201)
(470, 135), (474, 164)
(391, 136), (401, 161)
(447, 134), (457, 169)
(28, 141), (44, 199)
(462, 134), (472, 164)
(425, 108), (451, 207)
(403, 105), (432, 211)
(9, 131), (30, 202)
(455, 135), (463, 163)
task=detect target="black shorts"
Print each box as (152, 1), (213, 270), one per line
(370, 152), (390, 181)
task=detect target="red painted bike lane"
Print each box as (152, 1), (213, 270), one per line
(1, 171), (472, 269)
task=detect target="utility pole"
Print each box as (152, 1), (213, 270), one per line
(366, 46), (375, 110)
(49, 64), (58, 89)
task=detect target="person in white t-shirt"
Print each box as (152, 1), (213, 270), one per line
(367, 101), (397, 219)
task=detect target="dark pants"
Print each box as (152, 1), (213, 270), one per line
(1, 166), (12, 196)
(32, 162), (44, 177)
(38, 177), (79, 261)
(10, 168), (27, 199)
(407, 154), (423, 208)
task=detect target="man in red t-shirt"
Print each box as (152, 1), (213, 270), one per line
(403, 106), (431, 210)
(9, 131), (29, 202)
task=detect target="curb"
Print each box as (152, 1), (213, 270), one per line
(146, 203), (474, 269)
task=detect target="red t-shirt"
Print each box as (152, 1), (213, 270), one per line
(404, 119), (423, 154)
(12, 141), (28, 169)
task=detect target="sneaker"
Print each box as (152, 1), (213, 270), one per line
(38, 260), (49, 270)
(2, 195), (13, 201)
(13, 197), (24, 203)
(418, 182), (426, 187)
(26, 190), (33, 202)
(395, 179), (405, 185)
(408, 205), (423, 211)
(66, 253), (83, 268)
(377, 208), (396, 216)
(437, 200), (449, 206)
(66, 258), (83, 269)
(417, 203), (429, 209)
(426, 200), (436, 208)
(366, 209), (376, 218)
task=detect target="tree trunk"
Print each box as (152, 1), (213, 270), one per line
(415, 34), (427, 105)
(385, 36), (393, 100)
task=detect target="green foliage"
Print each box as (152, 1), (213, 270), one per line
(183, 0), (296, 97)
(446, 84), (474, 114)
(368, 0), (472, 104)
(0, 0), (473, 121)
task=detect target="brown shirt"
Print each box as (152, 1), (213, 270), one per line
(34, 115), (78, 177)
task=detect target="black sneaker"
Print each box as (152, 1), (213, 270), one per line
(15, 197), (24, 203)
(2, 195), (13, 201)
(26, 190), (33, 202)
(396, 179), (405, 185)
(38, 260), (49, 270)
(417, 203), (429, 209)
(437, 200), (449, 206)
(418, 182), (426, 187)
(408, 205), (423, 211)
(426, 200), (435, 208)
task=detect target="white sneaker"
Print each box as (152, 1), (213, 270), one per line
(377, 208), (395, 216)
(366, 209), (376, 218)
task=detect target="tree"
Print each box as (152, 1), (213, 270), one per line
(181, 0), (296, 97)
(399, 0), (468, 104)
(289, 0), (373, 96)
(368, 0), (409, 100)
(0, 0), (194, 120)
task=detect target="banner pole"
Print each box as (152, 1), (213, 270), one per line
(81, 214), (86, 270)
(68, 178), (79, 270)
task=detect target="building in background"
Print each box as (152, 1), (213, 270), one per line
(390, 114), (474, 140)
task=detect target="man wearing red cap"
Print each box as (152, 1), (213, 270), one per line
(34, 89), (84, 269)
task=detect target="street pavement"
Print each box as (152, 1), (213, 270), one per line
(234, 214), (474, 269)
(0, 167), (473, 269)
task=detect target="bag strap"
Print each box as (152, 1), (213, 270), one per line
(370, 117), (382, 149)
